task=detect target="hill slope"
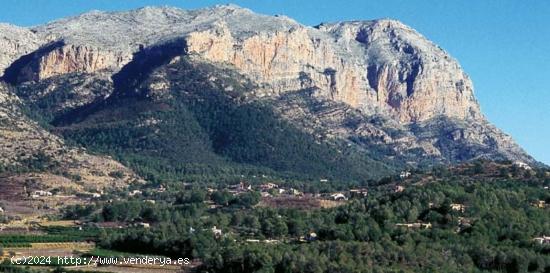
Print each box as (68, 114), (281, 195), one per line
(54, 55), (394, 182)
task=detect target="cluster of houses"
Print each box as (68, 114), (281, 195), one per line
(395, 222), (432, 229)
(27, 189), (107, 200)
(30, 190), (53, 199)
(220, 181), (368, 202)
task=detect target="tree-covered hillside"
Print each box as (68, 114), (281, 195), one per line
(61, 162), (550, 273)
(50, 56), (395, 184)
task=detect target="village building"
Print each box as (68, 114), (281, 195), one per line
(513, 161), (532, 170)
(211, 226), (223, 238)
(450, 203), (467, 213)
(259, 183), (278, 191)
(31, 190), (53, 198)
(532, 200), (546, 208)
(349, 189), (368, 198)
(128, 190), (143, 197)
(533, 236), (550, 245)
(91, 193), (102, 199)
(306, 232), (318, 241)
(136, 222), (150, 229)
(229, 182), (252, 193)
(400, 171), (411, 179)
(330, 193), (348, 201)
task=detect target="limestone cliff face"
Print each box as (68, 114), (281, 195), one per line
(185, 19), (481, 123)
(328, 20), (482, 123)
(34, 44), (129, 80)
(9, 43), (131, 83)
(185, 24), (369, 109)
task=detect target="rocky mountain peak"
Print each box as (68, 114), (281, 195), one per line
(0, 7), (485, 124)
(0, 5), (538, 167)
(316, 19), (481, 122)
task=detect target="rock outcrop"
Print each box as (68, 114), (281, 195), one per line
(30, 44), (128, 81)
(3, 41), (130, 83)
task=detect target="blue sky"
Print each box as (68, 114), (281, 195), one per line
(1, 0), (549, 165)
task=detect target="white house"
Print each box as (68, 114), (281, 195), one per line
(128, 190), (143, 197)
(91, 193), (102, 199)
(136, 222), (150, 229)
(450, 203), (467, 213)
(513, 161), (532, 170)
(211, 226), (223, 237)
(400, 171), (411, 179)
(32, 190), (53, 198)
(533, 236), (550, 245)
(306, 232), (318, 241)
(349, 189), (368, 198)
(330, 193), (348, 201)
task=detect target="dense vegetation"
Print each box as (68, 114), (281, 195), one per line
(52, 56), (394, 184)
(60, 163), (550, 273)
(2, 53), (548, 273)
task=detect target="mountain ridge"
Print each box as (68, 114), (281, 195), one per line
(0, 5), (542, 189)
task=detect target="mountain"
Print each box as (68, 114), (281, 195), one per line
(0, 5), (539, 186)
